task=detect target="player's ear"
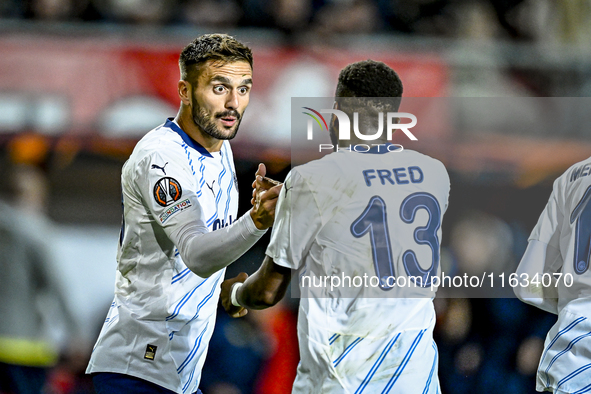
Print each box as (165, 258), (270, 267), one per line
(178, 80), (191, 106)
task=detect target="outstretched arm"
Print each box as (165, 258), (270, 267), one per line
(167, 164), (282, 278)
(221, 255), (292, 318)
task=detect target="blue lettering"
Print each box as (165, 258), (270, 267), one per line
(393, 168), (409, 184)
(569, 165), (591, 182)
(571, 166), (582, 182)
(363, 167), (425, 186)
(377, 169), (395, 185)
(363, 170), (377, 187)
(213, 216), (233, 231)
(409, 166), (424, 183)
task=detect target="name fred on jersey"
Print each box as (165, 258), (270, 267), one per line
(362, 166), (424, 187)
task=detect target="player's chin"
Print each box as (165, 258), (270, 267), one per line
(218, 126), (239, 140)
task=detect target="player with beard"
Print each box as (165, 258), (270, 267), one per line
(87, 34), (281, 394)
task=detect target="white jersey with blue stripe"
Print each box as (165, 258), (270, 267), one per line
(526, 156), (591, 394)
(86, 119), (238, 393)
(266, 145), (450, 393)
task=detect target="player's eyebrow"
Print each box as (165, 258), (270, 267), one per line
(211, 75), (252, 86)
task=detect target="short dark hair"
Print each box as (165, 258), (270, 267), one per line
(179, 34), (253, 82)
(336, 60), (403, 98)
(330, 61), (403, 145)
(335, 60), (403, 114)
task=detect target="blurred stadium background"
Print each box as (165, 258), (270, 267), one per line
(1, 0), (591, 393)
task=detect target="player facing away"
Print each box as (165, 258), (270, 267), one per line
(515, 156), (591, 394)
(221, 60), (451, 393)
(86, 34), (281, 393)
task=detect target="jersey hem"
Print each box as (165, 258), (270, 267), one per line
(87, 366), (183, 394)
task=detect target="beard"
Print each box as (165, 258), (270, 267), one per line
(191, 100), (243, 141)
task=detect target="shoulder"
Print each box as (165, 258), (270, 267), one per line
(554, 156), (591, 211)
(128, 124), (190, 168)
(295, 152), (349, 174)
(559, 156), (591, 185)
(123, 123), (193, 184)
(287, 154), (344, 188)
(135, 125), (185, 157)
(401, 149), (450, 187)
(547, 156), (591, 201)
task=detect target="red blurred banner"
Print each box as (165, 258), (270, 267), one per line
(0, 35), (448, 141)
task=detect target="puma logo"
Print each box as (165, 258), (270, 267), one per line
(144, 344), (157, 360)
(206, 180), (216, 196)
(151, 162), (168, 175)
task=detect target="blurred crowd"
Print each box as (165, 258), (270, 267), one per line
(1, 0), (590, 44)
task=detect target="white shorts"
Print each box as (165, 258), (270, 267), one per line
(292, 327), (440, 394)
(537, 308), (591, 394)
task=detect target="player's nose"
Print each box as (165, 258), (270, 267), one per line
(226, 89), (241, 110)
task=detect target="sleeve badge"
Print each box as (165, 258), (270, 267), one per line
(153, 177), (183, 207)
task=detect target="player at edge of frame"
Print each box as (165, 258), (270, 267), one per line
(515, 155), (591, 394)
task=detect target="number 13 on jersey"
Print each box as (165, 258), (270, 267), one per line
(350, 192), (442, 290)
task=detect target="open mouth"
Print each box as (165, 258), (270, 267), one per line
(220, 116), (237, 127)
(217, 111), (240, 128)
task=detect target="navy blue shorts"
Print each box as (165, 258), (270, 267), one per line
(93, 372), (203, 394)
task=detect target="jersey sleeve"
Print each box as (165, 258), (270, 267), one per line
(130, 145), (266, 277)
(528, 176), (566, 271)
(266, 169), (321, 270)
(135, 148), (208, 235)
(514, 176), (566, 314)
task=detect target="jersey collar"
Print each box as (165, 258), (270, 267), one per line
(165, 118), (213, 158)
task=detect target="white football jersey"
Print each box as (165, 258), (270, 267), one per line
(266, 145), (450, 393)
(86, 119), (238, 393)
(525, 156), (591, 393)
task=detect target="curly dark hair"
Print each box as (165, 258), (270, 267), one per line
(336, 59), (403, 98)
(335, 60), (403, 115)
(179, 34), (253, 83)
(329, 60), (404, 145)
